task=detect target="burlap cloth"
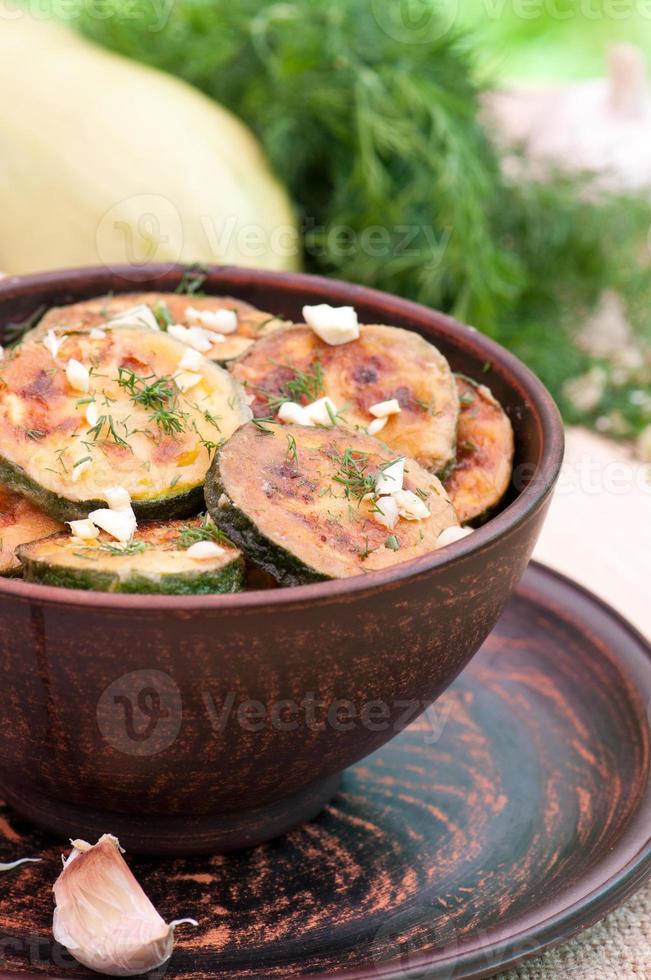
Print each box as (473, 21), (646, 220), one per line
(498, 881), (651, 978)
(499, 428), (651, 979)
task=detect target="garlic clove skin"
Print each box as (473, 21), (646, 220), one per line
(53, 834), (197, 977)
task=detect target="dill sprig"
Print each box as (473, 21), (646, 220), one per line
(116, 367), (187, 437)
(174, 264), (209, 296)
(285, 432), (299, 464)
(153, 300), (173, 330)
(87, 413), (131, 449)
(176, 514), (230, 550)
(330, 447), (375, 501)
(256, 360), (324, 412)
(98, 540), (147, 557)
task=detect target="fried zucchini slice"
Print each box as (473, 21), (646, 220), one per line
(0, 484), (63, 576)
(17, 518), (245, 594)
(444, 376), (514, 525)
(0, 327), (251, 522)
(231, 324), (459, 474)
(205, 423), (458, 585)
(29, 292), (284, 364)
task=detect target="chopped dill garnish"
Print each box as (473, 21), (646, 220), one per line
(330, 447), (375, 501)
(175, 514), (230, 550)
(96, 540), (147, 557)
(153, 300), (173, 330)
(252, 416), (275, 434)
(357, 536), (373, 560)
(3, 305), (46, 346)
(459, 390), (476, 407)
(203, 410), (222, 432)
(257, 360), (324, 412)
(87, 414), (131, 449)
(116, 367), (186, 437)
(24, 428), (45, 441)
(175, 264), (208, 296)
(414, 397), (440, 417)
(285, 432), (299, 464)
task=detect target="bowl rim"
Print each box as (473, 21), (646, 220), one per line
(0, 264), (564, 610)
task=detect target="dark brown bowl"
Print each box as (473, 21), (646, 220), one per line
(0, 265), (563, 855)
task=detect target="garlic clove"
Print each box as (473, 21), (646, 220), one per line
(107, 304), (160, 333)
(53, 834), (197, 977)
(375, 457), (405, 496)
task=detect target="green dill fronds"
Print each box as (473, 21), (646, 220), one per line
(285, 432), (299, 464)
(175, 514), (231, 550)
(175, 264), (209, 296)
(153, 300), (173, 330)
(116, 367), (187, 437)
(257, 360), (324, 412)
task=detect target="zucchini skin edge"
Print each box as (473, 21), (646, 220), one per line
(17, 548), (246, 595)
(205, 454), (330, 588)
(0, 456), (204, 523)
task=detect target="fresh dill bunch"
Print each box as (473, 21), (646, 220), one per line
(75, 0), (651, 435)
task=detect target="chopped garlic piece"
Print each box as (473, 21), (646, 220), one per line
(108, 304), (160, 332)
(66, 359), (90, 393)
(53, 834), (197, 977)
(104, 486), (132, 511)
(187, 326), (215, 352)
(88, 508), (136, 543)
(44, 330), (65, 359)
(217, 493), (230, 508)
(168, 324), (215, 352)
(85, 402), (99, 428)
(89, 328), (107, 340)
(367, 417), (387, 436)
(186, 306), (238, 334)
(67, 519), (99, 541)
(303, 304), (360, 345)
(175, 371), (202, 393)
(375, 458), (405, 496)
(71, 459), (92, 483)
(304, 396), (338, 427)
(186, 541), (226, 561)
(435, 525), (474, 549)
(369, 398), (401, 418)
(277, 401), (314, 426)
(178, 348), (204, 372)
(373, 496), (399, 530)
(0, 346), (4, 361)
(393, 489), (431, 521)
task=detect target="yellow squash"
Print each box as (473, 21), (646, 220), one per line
(0, 7), (299, 274)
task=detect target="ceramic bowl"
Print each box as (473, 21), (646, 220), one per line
(0, 265), (563, 854)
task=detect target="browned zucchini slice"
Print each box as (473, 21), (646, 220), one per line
(0, 485), (63, 575)
(230, 324), (459, 474)
(29, 292), (284, 364)
(17, 517), (244, 594)
(0, 327), (251, 522)
(444, 376), (514, 524)
(205, 423), (458, 585)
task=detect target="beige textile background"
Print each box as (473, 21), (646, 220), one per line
(498, 428), (651, 979)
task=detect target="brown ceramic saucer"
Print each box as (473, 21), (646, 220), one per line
(0, 562), (649, 980)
